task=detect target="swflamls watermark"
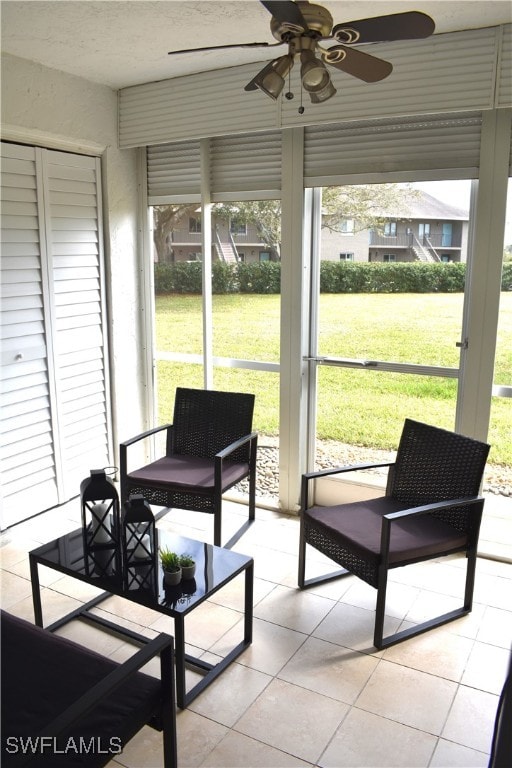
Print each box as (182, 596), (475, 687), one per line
(4, 736), (122, 756)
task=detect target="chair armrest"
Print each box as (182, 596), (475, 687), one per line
(119, 424), (173, 498)
(120, 423), (173, 449)
(14, 633), (174, 768)
(379, 496), (485, 562)
(383, 496), (484, 522)
(215, 431), (258, 460)
(303, 461), (394, 482)
(301, 462), (395, 514)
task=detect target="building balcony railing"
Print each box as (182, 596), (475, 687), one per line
(369, 233), (462, 248)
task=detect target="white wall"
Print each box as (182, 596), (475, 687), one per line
(1, 53), (148, 457)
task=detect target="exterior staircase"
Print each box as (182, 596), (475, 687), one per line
(411, 235), (439, 262)
(214, 226), (239, 263)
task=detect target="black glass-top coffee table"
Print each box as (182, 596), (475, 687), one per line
(29, 529), (253, 708)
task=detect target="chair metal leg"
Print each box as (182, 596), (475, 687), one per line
(374, 565), (388, 649)
(374, 550), (478, 649)
(213, 504), (222, 547)
(248, 468), (256, 522)
(298, 520), (351, 589)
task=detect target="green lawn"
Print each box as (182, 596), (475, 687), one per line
(156, 292), (511, 466)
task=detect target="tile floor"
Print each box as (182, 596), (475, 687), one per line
(1, 494), (511, 768)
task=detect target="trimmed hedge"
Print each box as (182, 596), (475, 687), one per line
(154, 260), (512, 294)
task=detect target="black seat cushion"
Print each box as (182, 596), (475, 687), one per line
(1, 612), (161, 767)
(129, 454), (249, 492)
(305, 496), (468, 567)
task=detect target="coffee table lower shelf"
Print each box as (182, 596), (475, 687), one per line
(29, 531), (254, 710)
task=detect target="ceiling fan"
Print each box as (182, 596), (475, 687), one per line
(168, 0), (435, 108)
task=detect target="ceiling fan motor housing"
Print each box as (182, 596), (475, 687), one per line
(270, 2), (333, 41)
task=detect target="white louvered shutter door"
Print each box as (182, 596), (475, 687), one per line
(43, 150), (110, 501)
(1, 143), (111, 527)
(1, 143), (60, 524)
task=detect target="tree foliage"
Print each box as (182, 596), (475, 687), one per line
(152, 184), (413, 262)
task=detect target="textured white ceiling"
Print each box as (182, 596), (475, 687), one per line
(1, 0), (511, 89)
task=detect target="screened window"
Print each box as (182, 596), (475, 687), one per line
(339, 218), (355, 234)
(189, 217), (201, 233)
(230, 219), (247, 235)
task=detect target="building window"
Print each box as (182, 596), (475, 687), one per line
(189, 217), (201, 233)
(339, 218), (355, 234)
(441, 254), (452, 263)
(384, 221), (397, 236)
(259, 251), (271, 261)
(238, 252), (246, 262)
(230, 218), (247, 235)
(339, 253), (354, 261)
(383, 254), (396, 262)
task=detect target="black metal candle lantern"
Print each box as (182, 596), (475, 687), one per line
(122, 493), (158, 593)
(80, 469), (121, 578)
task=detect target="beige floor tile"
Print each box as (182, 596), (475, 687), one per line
(355, 659), (458, 734)
(54, 618), (128, 657)
(7, 586), (83, 626)
(150, 599), (242, 653)
(175, 709), (229, 767)
(404, 588), (463, 624)
(341, 578), (419, 619)
(312, 601), (400, 654)
(249, 545), (299, 585)
(461, 640), (511, 694)
(476, 605), (512, 649)
(47, 573), (107, 602)
(382, 627), (474, 681)
(0, 570), (33, 608)
(441, 685), (500, 753)
(319, 707), (437, 767)
(430, 738), (490, 767)
(188, 661), (272, 727)
(201, 730), (309, 767)
(253, 583), (335, 634)
(98, 593), (162, 627)
(6, 557), (66, 587)
(112, 723), (166, 768)
(474, 571), (512, 611)
(0, 536), (43, 567)
(212, 616), (308, 676)
(235, 678), (348, 763)
(444, 600), (487, 640)
(278, 636), (379, 704)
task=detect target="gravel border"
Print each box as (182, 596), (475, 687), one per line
(248, 437), (511, 500)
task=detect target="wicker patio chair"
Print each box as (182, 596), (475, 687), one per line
(120, 387), (257, 548)
(298, 418), (490, 649)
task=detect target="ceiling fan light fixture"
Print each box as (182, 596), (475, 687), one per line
(255, 54), (294, 100)
(300, 50), (330, 92)
(308, 77), (337, 103)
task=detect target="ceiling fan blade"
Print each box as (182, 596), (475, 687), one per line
(332, 11), (435, 45)
(169, 41), (279, 55)
(323, 45), (393, 83)
(259, 0), (309, 31)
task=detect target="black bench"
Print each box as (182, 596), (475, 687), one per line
(1, 611), (177, 767)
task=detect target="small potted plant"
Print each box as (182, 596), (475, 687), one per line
(179, 553), (196, 580)
(159, 548), (182, 586)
